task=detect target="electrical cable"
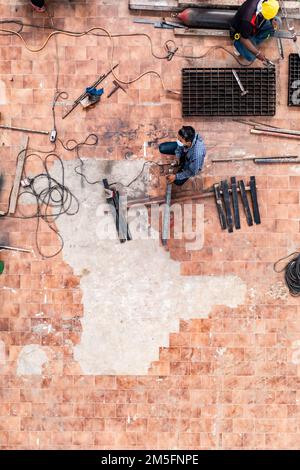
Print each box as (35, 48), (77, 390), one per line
(0, 19), (264, 94)
(2, 149), (80, 259)
(58, 133), (102, 185)
(274, 251), (300, 296)
(107, 160), (167, 190)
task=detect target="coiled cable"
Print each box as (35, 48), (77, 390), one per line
(274, 251), (300, 296)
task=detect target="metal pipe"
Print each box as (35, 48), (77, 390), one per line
(255, 158), (300, 164)
(212, 155), (297, 163)
(0, 245), (32, 253)
(0, 125), (49, 135)
(251, 129), (300, 139)
(232, 118), (280, 129)
(254, 126), (300, 136)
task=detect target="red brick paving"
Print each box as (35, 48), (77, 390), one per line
(1, 0), (300, 449)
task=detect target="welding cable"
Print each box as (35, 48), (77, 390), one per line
(274, 251), (300, 296)
(0, 20), (261, 92)
(58, 134), (102, 185)
(47, 6), (61, 136)
(108, 160), (167, 190)
(0, 25), (173, 89)
(4, 151), (80, 258)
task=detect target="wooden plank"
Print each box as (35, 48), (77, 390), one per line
(8, 136), (29, 215)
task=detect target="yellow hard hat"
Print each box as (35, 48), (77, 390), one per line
(261, 0), (279, 20)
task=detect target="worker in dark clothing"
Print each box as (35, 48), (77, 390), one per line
(30, 0), (45, 12)
(230, 0), (281, 62)
(159, 126), (206, 186)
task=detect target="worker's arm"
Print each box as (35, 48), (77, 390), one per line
(175, 145), (184, 159)
(175, 141), (206, 182)
(240, 36), (266, 61)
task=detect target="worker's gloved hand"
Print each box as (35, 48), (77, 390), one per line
(256, 51), (267, 62)
(166, 174), (176, 184)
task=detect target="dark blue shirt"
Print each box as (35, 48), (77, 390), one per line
(175, 133), (206, 181)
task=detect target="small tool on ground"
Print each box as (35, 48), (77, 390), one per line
(80, 87), (104, 108)
(232, 70), (249, 97)
(107, 80), (127, 99)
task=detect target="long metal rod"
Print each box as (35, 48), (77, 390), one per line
(212, 155), (297, 162)
(251, 129), (300, 139)
(232, 119), (280, 129)
(0, 124), (49, 135)
(277, 37), (284, 59)
(254, 125), (300, 136)
(0, 245), (32, 253)
(255, 158), (300, 164)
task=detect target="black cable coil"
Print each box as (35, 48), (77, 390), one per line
(274, 252), (300, 296)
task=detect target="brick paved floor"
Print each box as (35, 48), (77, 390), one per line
(1, 0), (300, 449)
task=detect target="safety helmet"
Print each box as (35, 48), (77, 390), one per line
(261, 0), (279, 20)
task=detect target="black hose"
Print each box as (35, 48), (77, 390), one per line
(274, 252), (300, 296)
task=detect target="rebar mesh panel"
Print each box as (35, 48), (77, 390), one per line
(182, 68), (276, 116)
(288, 53), (300, 106)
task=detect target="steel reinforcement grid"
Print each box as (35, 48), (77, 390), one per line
(182, 67), (276, 117)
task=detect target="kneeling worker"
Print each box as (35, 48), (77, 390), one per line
(230, 0), (281, 62)
(159, 126), (206, 186)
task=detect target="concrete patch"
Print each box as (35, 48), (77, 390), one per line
(51, 159), (247, 375)
(17, 345), (48, 375)
(0, 340), (5, 366)
(0, 80), (7, 105)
